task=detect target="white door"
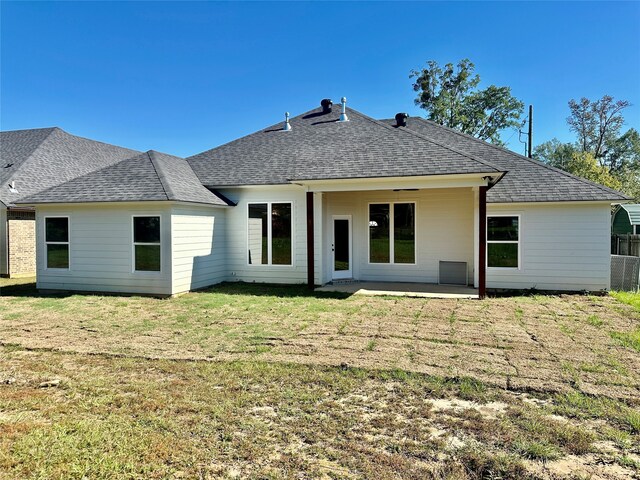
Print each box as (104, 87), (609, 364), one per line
(332, 215), (352, 279)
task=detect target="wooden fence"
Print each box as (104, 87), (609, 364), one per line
(611, 234), (640, 257)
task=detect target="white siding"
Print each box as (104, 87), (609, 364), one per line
(171, 205), (226, 293)
(219, 186), (308, 284)
(36, 203), (173, 295)
(0, 206), (6, 276)
(324, 188), (475, 284)
(487, 203), (611, 291)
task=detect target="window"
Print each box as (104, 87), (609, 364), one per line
(248, 202), (292, 265)
(45, 217), (69, 269)
(133, 216), (161, 272)
(487, 216), (519, 268)
(369, 202), (415, 264)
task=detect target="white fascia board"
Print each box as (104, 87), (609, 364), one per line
(292, 172), (499, 193)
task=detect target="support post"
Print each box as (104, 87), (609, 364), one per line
(306, 191), (314, 290)
(479, 186), (487, 299)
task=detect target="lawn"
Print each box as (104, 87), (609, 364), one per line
(1, 279), (639, 479)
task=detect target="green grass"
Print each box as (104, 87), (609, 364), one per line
(1, 282), (640, 478)
(611, 290), (640, 312)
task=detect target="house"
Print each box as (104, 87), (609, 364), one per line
(11, 98), (629, 297)
(0, 128), (139, 277)
(612, 204), (640, 235)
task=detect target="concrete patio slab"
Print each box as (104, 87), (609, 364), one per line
(315, 281), (479, 299)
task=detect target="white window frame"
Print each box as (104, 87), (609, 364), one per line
(486, 214), (521, 270)
(132, 215), (162, 274)
(44, 216), (70, 270)
(246, 201), (294, 267)
(367, 201), (417, 266)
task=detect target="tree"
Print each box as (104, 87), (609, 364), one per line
(410, 59), (524, 145)
(567, 95), (631, 163)
(535, 95), (639, 200)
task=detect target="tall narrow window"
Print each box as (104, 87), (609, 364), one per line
(133, 216), (161, 272)
(248, 202), (292, 265)
(394, 203), (415, 264)
(45, 217), (69, 269)
(369, 202), (415, 264)
(271, 203), (292, 265)
(487, 216), (519, 268)
(369, 204), (390, 263)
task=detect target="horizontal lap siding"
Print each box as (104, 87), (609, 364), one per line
(0, 207), (6, 275)
(487, 203), (611, 291)
(325, 188), (475, 284)
(171, 205), (226, 293)
(36, 204), (172, 295)
(219, 186), (308, 284)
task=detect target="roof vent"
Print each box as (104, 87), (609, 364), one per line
(283, 112), (292, 131)
(395, 113), (408, 127)
(8, 181), (18, 193)
(321, 99), (333, 113)
(339, 97), (349, 122)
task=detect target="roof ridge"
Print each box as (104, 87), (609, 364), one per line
(350, 109), (503, 173)
(413, 117), (629, 199)
(147, 151), (172, 201)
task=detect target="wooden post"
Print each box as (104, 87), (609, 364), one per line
(479, 186), (487, 299)
(306, 192), (314, 290)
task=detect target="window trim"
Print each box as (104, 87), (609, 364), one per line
(367, 201), (417, 266)
(44, 216), (70, 271)
(486, 214), (521, 270)
(131, 215), (162, 274)
(246, 201), (294, 267)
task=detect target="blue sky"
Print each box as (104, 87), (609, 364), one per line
(1, 1), (639, 158)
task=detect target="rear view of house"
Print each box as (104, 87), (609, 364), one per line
(9, 98), (628, 296)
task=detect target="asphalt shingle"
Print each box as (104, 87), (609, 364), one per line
(0, 127), (140, 207)
(17, 151), (230, 207)
(383, 117), (628, 203)
(187, 106), (502, 187)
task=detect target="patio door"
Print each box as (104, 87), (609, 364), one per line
(332, 215), (352, 279)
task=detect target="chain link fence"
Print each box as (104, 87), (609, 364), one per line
(611, 255), (640, 291)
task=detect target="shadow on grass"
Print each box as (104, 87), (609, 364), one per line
(1, 280), (353, 300)
(0, 280), (80, 299)
(194, 281), (353, 300)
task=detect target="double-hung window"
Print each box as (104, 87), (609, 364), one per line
(487, 216), (520, 268)
(45, 217), (69, 269)
(133, 216), (161, 272)
(369, 202), (415, 264)
(248, 202), (292, 265)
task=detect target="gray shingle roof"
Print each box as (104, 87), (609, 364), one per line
(16, 151), (232, 207)
(382, 117), (628, 203)
(187, 106), (502, 187)
(0, 127), (142, 207)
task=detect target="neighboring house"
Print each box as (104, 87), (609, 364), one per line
(0, 128), (139, 277)
(612, 204), (640, 234)
(11, 98), (629, 296)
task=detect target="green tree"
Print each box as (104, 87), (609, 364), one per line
(534, 95), (639, 200)
(561, 151), (621, 190)
(566, 95), (631, 163)
(410, 59), (524, 144)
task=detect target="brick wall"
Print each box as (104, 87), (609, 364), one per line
(8, 211), (36, 277)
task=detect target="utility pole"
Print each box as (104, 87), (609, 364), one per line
(527, 105), (533, 158)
